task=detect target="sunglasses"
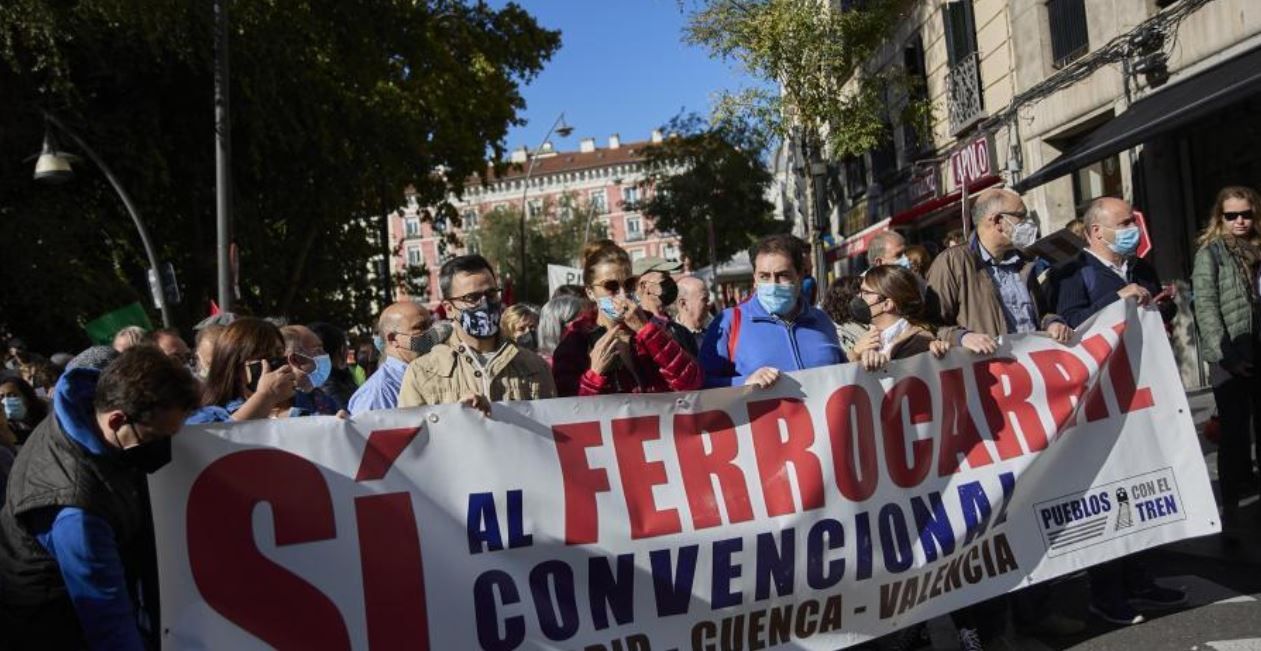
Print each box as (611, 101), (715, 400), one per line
(1223, 209), (1255, 222)
(592, 279), (637, 295)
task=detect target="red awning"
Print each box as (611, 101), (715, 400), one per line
(889, 174), (1002, 227)
(828, 218), (892, 261)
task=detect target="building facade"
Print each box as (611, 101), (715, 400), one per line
(787, 0), (1261, 386)
(387, 132), (682, 307)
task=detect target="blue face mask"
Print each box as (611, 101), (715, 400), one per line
(1107, 225), (1141, 256)
(2, 396), (25, 422)
(308, 354), (332, 388)
(597, 294), (637, 322)
(892, 255), (912, 269)
(372, 334), (385, 353)
(756, 282), (798, 316)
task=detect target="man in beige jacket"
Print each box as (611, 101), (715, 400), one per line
(399, 255), (555, 412)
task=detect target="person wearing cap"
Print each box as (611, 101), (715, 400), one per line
(632, 256), (698, 358)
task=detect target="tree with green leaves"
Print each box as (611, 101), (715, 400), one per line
(467, 195), (607, 302)
(684, 0), (922, 159)
(0, 0), (558, 352)
(635, 114), (778, 269)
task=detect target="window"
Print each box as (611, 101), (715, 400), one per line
(406, 246), (423, 267)
(590, 190), (608, 214)
(622, 186), (640, 206)
(527, 198), (543, 219)
(843, 156), (868, 201)
(662, 242), (679, 261)
(559, 196), (574, 222)
(628, 248), (647, 262)
(462, 209), (479, 230)
(1047, 0), (1089, 68)
(625, 216), (643, 242)
(404, 217), (420, 238)
(942, 1), (978, 66)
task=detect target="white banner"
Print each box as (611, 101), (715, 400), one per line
(547, 264), (583, 298)
(151, 301), (1218, 650)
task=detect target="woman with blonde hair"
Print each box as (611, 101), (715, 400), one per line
(500, 304), (540, 351)
(1192, 185), (1261, 522)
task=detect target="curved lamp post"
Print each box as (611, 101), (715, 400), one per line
(34, 113), (174, 328)
(518, 113), (574, 303)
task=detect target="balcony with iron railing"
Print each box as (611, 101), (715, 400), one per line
(946, 51), (985, 135)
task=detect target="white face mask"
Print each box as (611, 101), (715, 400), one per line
(1003, 215), (1039, 249)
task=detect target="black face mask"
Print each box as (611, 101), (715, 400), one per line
(657, 277), (679, 307)
(848, 296), (874, 326)
(120, 437), (173, 474)
(516, 330), (538, 351)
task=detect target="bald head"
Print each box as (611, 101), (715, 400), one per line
(971, 187), (1030, 255)
(377, 301), (433, 363)
(971, 188), (1024, 227)
(1083, 197), (1136, 259)
(674, 276), (711, 330)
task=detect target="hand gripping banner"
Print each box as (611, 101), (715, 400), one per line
(151, 301), (1219, 650)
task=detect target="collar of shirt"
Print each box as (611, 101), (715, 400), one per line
(879, 318), (910, 355)
(1085, 248), (1129, 279)
(976, 241), (1022, 268)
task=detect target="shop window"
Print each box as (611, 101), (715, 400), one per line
(1048, 0), (1089, 68)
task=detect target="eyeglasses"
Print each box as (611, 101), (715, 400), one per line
(998, 210), (1030, 222)
(1223, 209), (1255, 222)
(859, 289), (885, 300)
(592, 279), (637, 295)
(447, 288), (501, 306)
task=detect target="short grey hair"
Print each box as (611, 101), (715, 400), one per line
(970, 188), (1021, 226)
(868, 231), (905, 262)
(1082, 196), (1127, 232)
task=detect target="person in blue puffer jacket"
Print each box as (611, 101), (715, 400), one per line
(700, 234), (844, 388)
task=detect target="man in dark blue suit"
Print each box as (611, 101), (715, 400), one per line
(1050, 197), (1173, 328)
(1048, 196), (1184, 625)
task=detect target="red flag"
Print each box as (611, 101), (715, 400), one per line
(502, 276), (516, 306)
(209, 299), (221, 316)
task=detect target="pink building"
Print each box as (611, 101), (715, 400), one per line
(388, 132), (682, 306)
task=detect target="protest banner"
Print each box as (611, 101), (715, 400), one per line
(150, 300), (1218, 650)
(548, 264), (583, 297)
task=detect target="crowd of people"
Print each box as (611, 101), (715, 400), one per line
(0, 184), (1258, 650)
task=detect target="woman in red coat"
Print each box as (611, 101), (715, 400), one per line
(552, 240), (702, 396)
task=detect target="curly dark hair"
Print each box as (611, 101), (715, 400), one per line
(821, 275), (864, 324)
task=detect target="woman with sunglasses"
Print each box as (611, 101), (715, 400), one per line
(186, 317), (299, 423)
(552, 240), (702, 397)
(1192, 185), (1261, 524)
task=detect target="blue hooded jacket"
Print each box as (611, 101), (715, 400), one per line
(28, 368), (145, 650)
(699, 295), (844, 387)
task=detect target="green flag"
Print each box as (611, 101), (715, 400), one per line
(84, 302), (153, 345)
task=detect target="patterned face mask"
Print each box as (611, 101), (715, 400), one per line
(459, 299), (502, 339)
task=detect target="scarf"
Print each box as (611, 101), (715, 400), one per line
(1221, 234), (1261, 302)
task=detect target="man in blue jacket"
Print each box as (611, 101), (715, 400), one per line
(0, 346), (200, 650)
(1049, 196), (1173, 328)
(700, 234), (844, 387)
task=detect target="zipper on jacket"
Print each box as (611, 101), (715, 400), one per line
(782, 318), (805, 370)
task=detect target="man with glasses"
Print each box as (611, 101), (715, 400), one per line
(399, 255), (555, 412)
(348, 301), (432, 415)
(0, 346), (200, 650)
(925, 187), (1072, 354)
(924, 187), (1075, 648)
(280, 325), (339, 416)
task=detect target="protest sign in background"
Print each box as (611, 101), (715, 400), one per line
(150, 301), (1218, 650)
(547, 264), (583, 297)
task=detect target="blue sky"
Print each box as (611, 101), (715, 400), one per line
(497, 0), (759, 152)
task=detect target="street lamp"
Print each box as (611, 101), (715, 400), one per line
(518, 112), (574, 303)
(33, 113), (174, 328)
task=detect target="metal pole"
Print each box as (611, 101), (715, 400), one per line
(214, 0), (233, 313)
(46, 114), (173, 328)
(519, 112), (567, 304)
(961, 175), (970, 241)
